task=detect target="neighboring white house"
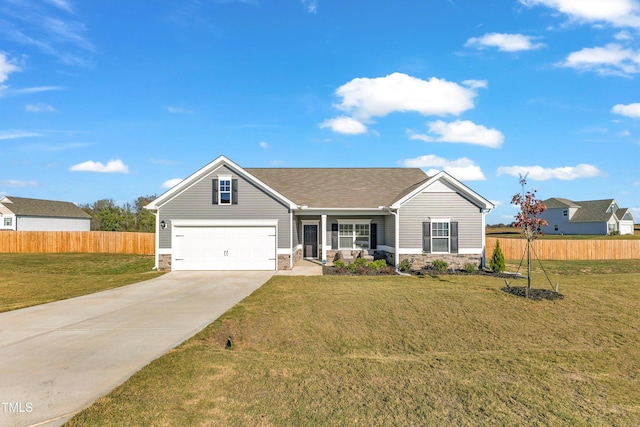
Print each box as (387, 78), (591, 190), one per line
(0, 196), (91, 231)
(145, 155), (494, 271)
(540, 198), (636, 236)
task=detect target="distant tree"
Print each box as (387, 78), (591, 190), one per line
(511, 175), (548, 296)
(80, 196), (156, 232)
(489, 240), (506, 273)
(133, 195), (157, 232)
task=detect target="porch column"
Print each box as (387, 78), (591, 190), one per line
(321, 214), (327, 263)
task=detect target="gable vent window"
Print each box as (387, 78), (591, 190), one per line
(212, 177), (238, 205)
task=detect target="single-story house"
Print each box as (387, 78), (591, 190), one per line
(145, 155), (494, 271)
(540, 198), (636, 235)
(0, 196), (91, 231)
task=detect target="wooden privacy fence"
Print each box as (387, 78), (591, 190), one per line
(487, 237), (640, 261)
(0, 231), (155, 255)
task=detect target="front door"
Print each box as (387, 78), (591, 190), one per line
(303, 224), (318, 258)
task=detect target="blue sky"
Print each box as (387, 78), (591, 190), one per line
(1, 0), (639, 223)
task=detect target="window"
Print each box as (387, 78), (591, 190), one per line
(431, 221), (449, 253)
(3, 217), (12, 227)
(219, 179), (231, 205)
(213, 176), (237, 205)
(338, 222), (370, 249)
(563, 209), (568, 217)
(554, 224), (559, 231)
(423, 220), (458, 254)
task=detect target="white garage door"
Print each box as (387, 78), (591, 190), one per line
(620, 224), (634, 235)
(172, 221), (277, 271)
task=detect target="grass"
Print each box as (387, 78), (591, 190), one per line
(68, 261), (640, 426)
(0, 253), (162, 312)
(487, 226), (640, 240)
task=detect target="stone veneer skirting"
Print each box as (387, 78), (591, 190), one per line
(398, 253), (483, 270)
(158, 254), (171, 271)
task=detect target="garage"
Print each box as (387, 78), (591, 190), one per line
(172, 220), (277, 271)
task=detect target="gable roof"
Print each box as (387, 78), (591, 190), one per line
(543, 198), (629, 223)
(247, 167), (429, 208)
(146, 155), (494, 211)
(543, 197), (580, 209)
(0, 196), (90, 219)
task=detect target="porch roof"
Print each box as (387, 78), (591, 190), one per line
(246, 168), (429, 209)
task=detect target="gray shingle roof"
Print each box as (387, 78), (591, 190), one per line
(543, 198), (621, 223)
(246, 168), (429, 208)
(0, 196), (91, 219)
(543, 198), (579, 209)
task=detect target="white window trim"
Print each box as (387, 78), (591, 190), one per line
(337, 219), (372, 250)
(430, 218), (450, 254)
(217, 174), (232, 205)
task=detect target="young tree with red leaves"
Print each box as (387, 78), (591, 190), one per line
(511, 174), (548, 295)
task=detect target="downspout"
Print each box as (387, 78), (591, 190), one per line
(153, 210), (159, 270)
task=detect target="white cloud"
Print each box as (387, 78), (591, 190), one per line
(259, 141), (268, 149)
(465, 33), (545, 52)
(462, 79), (488, 89)
(560, 43), (640, 75)
(69, 159), (129, 173)
(301, 0), (318, 13)
(320, 117), (368, 135)
(612, 102), (640, 118)
(150, 158), (178, 165)
(519, 0), (640, 28)
(0, 52), (21, 95)
(161, 178), (183, 189)
(409, 120), (504, 148)
(496, 164), (605, 180)
(0, 180), (38, 187)
(615, 30), (633, 40)
(45, 0), (74, 13)
(167, 106), (193, 114)
(333, 72), (480, 121)
(401, 155), (486, 181)
(0, 129), (42, 140)
(490, 200), (504, 207)
(25, 102), (57, 112)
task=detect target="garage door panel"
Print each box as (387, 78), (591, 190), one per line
(173, 225), (276, 271)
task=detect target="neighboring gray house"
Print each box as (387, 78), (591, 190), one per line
(0, 196), (91, 231)
(145, 155), (494, 271)
(540, 198), (636, 236)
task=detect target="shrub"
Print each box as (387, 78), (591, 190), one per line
(353, 257), (368, 268)
(432, 259), (449, 273)
(369, 259), (387, 271)
(489, 240), (506, 273)
(463, 262), (477, 273)
(398, 259), (412, 273)
(346, 262), (358, 273)
(333, 259), (346, 268)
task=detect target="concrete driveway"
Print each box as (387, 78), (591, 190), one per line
(0, 270), (273, 427)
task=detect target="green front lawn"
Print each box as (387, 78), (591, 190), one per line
(68, 262), (640, 426)
(0, 253), (162, 312)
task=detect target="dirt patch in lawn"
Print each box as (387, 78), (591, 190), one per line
(501, 286), (564, 301)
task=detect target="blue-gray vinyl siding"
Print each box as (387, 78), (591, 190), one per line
(399, 192), (483, 249)
(158, 165), (291, 249)
(540, 208), (610, 235)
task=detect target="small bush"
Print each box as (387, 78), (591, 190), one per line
(489, 240), (506, 273)
(463, 262), (477, 273)
(432, 259), (449, 273)
(398, 259), (412, 273)
(346, 262), (358, 273)
(369, 259), (387, 271)
(353, 257), (369, 268)
(333, 259), (346, 268)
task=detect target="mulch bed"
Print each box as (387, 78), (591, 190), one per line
(322, 266), (397, 276)
(501, 286), (564, 301)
